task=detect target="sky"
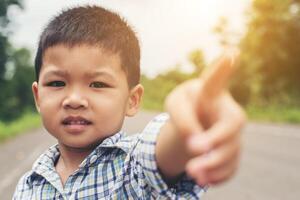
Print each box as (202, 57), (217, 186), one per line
(8, 0), (250, 77)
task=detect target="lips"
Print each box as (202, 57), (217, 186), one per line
(62, 116), (92, 125)
(62, 116), (92, 133)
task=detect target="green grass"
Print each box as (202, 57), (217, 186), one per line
(142, 100), (300, 124)
(142, 98), (164, 112)
(0, 112), (41, 142)
(246, 105), (300, 124)
(0, 104), (298, 143)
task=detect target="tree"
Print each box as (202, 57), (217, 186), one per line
(188, 49), (206, 75)
(212, 16), (252, 105)
(0, 0), (23, 81)
(211, 0), (300, 106)
(239, 0), (300, 105)
(213, 16), (230, 47)
(0, 0), (37, 122)
(141, 50), (207, 111)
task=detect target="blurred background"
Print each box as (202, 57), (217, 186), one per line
(0, 0), (299, 199)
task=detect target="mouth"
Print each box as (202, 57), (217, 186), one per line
(62, 116), (92, 125)
(62, 116), (92, 133)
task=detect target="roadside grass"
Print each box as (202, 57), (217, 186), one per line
(246, 105), (300, 124)
(0, 112), (41, 143)
(142, 100), (300, 124)
(142, 98), (164, 112)
(1, 104), (299, 143)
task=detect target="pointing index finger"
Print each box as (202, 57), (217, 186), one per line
(200, 48), (240, 100)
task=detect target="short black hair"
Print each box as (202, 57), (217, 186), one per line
(35, 5), (140, 87)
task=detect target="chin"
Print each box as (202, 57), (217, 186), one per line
(62, 139), (102, 151)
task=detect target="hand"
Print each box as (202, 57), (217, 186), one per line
(165, 48), (246, 186)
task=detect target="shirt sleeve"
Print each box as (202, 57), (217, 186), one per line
(132, 113), (208, 199)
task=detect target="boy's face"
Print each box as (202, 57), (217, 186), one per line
(32, 44), (143, 150)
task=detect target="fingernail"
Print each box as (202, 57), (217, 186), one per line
(226, 47), (240, 66)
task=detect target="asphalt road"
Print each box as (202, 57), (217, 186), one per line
(1, 111), (300, 200)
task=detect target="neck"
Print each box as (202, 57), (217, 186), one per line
(57, 142), (95, 172)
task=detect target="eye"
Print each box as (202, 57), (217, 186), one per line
(90, 82), (109, 88)
(46, 81), (65, 87)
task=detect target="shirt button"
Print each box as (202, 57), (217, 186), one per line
(90, 155), (97, 164)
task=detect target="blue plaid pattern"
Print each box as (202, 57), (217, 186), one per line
(13, 114), (206, 199)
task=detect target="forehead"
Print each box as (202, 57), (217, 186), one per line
(41, 44), (123, 75)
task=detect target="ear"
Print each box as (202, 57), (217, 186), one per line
(32, 81), (41, 113)
(126, 84), (144, 117)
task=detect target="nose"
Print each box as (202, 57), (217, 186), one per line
(62, 88), (88, 110)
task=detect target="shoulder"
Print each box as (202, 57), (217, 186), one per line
(16, 170), (34, 185)
(13, 145), (59, 199)
(12, 170), (35, 199)
(132, 113), (169, 152)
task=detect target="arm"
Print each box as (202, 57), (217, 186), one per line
(156, 48), (246, 185)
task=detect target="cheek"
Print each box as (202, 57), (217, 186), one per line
(40, 111), (59, 139)
(93, 98), (127, 117)
(95, 92), (128, 110)
(92, 94), (128, 125)
(38, 90), (62, 109)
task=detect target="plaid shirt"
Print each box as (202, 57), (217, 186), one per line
(13, 114), (206, 199)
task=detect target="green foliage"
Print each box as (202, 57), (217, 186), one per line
(0, 0), (23, 81)
(213, 16), (231, 47)
(236, 0), (300, 106)
(246, 105), (300, 123)
(0, 34), (8, 81)
(0, 0), (36, 123)
(142, 50), (205, 111)
(188, 49), (205, 74)
(0, 47), (35, 122)
(0, 112), (41, 142)
(141, 72), (185, 111)
(142, 1), (300, 124)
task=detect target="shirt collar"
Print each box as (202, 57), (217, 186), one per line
(98, 131), (124, 148)
(28, 130), (128, 182)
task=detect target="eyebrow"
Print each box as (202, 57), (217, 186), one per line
(42, 69), (116, 81)
(43, 70), (68, 79)
(84, 71), (115, 80)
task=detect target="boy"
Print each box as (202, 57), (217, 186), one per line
(13, 5), (245, 199)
